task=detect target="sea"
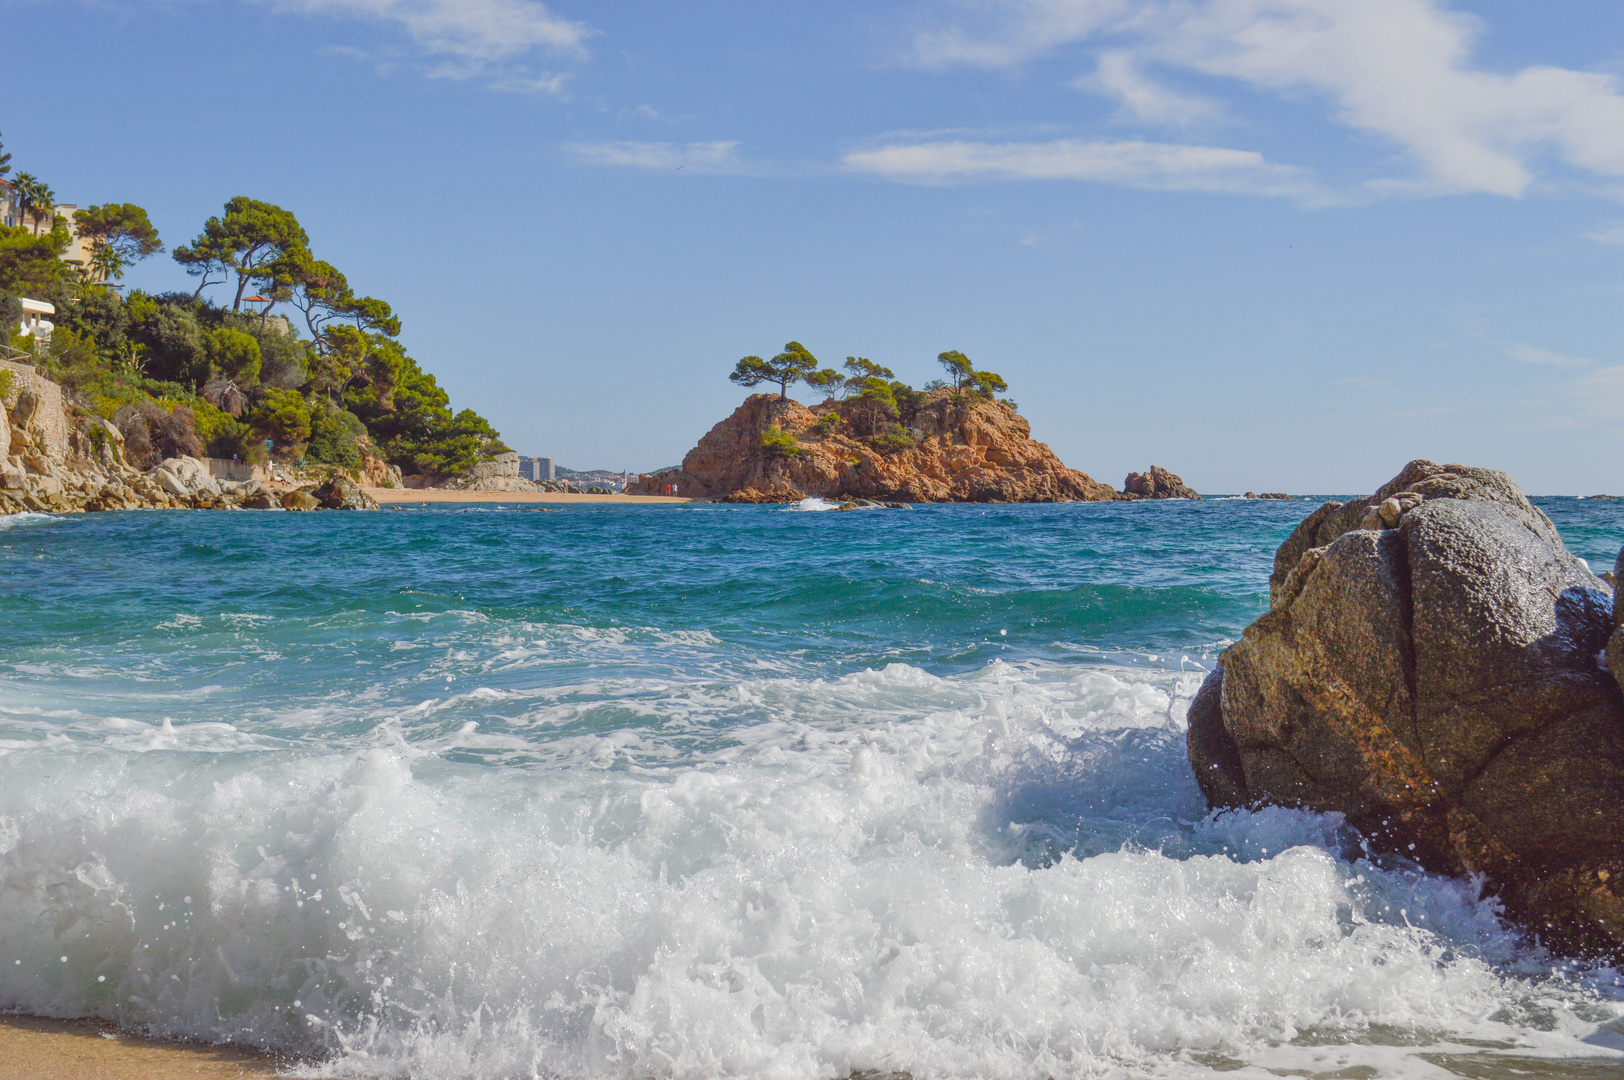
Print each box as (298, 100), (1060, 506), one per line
(4, 496), (1624, 1080)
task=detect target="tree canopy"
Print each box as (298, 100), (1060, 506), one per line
(74, 204), (163, 282)
(730, 341), (820, 400)
(11, 174), (54, 236)
(173, 197), (309, 310)
(1, 184), (506, 480)
(937, 350), (1007, 400)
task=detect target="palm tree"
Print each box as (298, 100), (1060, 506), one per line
(12, 173), (54, 236)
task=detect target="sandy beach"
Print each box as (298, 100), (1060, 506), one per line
(0, 1015), (310, 1079)
(364, 488), (692, 505)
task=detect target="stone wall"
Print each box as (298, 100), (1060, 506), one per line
(206, 457), (270, 483)
(0, 359), (69, 460)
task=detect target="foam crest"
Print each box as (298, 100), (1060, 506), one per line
(0, 662), (1612, 1078)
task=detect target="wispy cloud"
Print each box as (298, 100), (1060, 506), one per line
(566, 141), (746, 173)
(843, 136), (1322, 199)
(271, 0), (592, 89)
(1585, 222), (1624, 245)
(1508, 343), (1595, 370)
(909, 0), (1624, 198)
(1083, 51), (1220, 126)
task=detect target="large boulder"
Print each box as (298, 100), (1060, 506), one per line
(148, 456), (220, 498)
(310, 475), (378, 510)
(1189, 460), (1624, 950)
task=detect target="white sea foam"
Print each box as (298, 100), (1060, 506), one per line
(784, 498), (840, 512)
(0, 662), (1619, 1078)
(0, 511), (56, 530)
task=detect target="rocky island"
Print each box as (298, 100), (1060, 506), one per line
(1189, 460), (1624, 951)
(628, 345), (1119, 503)
(630, 390), (1117, 503)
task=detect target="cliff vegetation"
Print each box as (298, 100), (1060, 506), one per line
(0, 135), (505, 481)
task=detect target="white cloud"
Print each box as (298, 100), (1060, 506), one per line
(1508, 343), (1595, 370)
(912, 0), (1131, 69)
(911, 0), (1624, 197)
(1585, 222), (1624, 245)
(1084, 50), (1219, 125)
(566, 141), (745, 172)
(843, 136), (1319, 198)
(271, 0), (591, 87)
(1576, 365), (1624, 424)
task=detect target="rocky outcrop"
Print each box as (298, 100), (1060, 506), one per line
(310, 475), (379, 510)
(0, 359), (376, 514)
(1123, 466), (1200, 500)
(1189, 460), (1624, 951)
(627, 392), (1119, 503)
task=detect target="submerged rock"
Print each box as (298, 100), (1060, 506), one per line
(1189, 460), (1624, 951)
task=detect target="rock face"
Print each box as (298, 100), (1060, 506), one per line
(1123, 466), (1201, 500)
(626, 392), (1119, 503)
(1189, 460), (1624, 950)
(0, 359), (377, 515)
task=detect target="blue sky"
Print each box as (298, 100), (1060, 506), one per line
(5, 0), (1624, 493)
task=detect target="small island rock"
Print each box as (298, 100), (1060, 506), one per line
(627, 392), (1118, 503)
(1123, 466), (1201, 500)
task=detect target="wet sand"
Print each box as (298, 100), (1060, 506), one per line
(0, 1015), (316, 1079)
(364, 488), (691, 505)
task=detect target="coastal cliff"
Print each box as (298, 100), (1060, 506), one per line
(0, 358), (376, 513)
(629, 391), (1119, 503)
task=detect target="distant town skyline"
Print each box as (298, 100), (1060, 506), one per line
(7, 0), (1624, 492)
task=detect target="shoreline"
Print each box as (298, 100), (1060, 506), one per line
(0, 1014), (315, 1078)
(364, 488), (692, 505)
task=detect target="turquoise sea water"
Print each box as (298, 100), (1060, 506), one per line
(3, 497), (1624, 1079)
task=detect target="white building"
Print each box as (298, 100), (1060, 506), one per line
(18, 298), (54, 338)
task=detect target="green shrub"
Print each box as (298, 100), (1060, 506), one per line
(814, 412), (839, 435)
(0, 369), (12, 402)
(306, 404), (363, 468)
(248, 387), (311, 460)
(870, 423), (916, 454)
(760, 424), (802, 458)
(206, 328), (262, 382)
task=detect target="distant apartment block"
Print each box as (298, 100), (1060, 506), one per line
(520, 456), (555, 482)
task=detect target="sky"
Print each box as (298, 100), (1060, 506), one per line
(4, 0), (1624, 494)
